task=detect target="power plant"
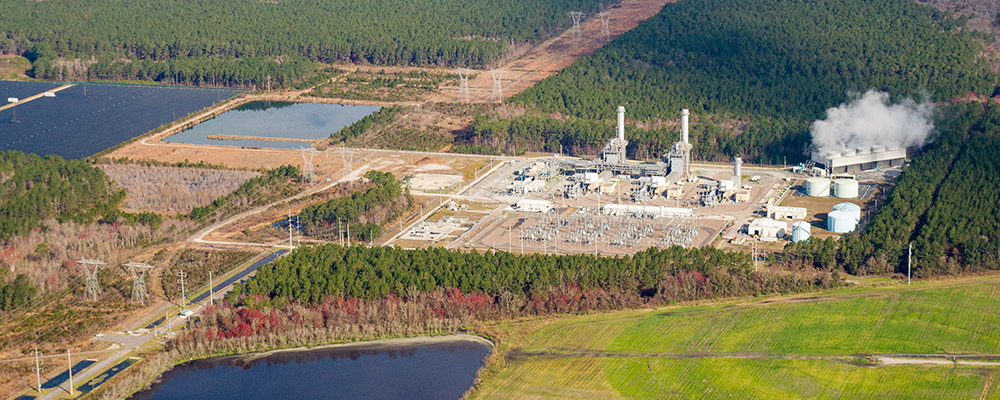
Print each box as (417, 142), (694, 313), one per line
(562, 106), (696, 182)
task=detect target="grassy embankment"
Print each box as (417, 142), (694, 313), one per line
(470, 275), (1000, 399)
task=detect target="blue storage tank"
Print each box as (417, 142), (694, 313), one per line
(827, 210), (857, 233)
(832, 202), (862, 222)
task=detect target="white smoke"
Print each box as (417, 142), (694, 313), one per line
(811, 90), (935, 154)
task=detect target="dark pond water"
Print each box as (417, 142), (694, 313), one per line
(0, 81), (240, 159)
(129, 338), (491, 400)
(162, 101), (380, 149)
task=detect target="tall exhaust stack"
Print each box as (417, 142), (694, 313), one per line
(681, 108), (690, 144)
(733, 157), (743, 188)
(617, 105), (625, 141)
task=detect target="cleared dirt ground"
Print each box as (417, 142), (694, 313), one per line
(428, 0), (675, 102)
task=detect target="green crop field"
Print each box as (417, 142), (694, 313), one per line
(473, 276), (1000, 399)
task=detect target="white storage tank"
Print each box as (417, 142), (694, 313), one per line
(791, 221), (812, 242)
(827, 210), (857, 233)
(832, 179), (859, 199)
(833, 202), (862, 222)
(805, 177), (831, 197)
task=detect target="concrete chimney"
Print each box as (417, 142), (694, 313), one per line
(681, 108), (690, 144)
(617, 105), (625, 141)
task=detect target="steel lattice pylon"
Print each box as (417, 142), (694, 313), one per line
(77, 259), (106, 301)
(123, 261), (155, 305)
(490, 69), (504, 103)
(456, 68), (472, 102)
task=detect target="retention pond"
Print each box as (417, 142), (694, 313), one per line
(162, 101), (380, 149)
(129, 336), (491, 400)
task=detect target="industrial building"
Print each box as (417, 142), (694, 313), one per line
(811, 147), (905, 174)
(748, 218), (788, 241)
(602, 204), (693, 219)
(768, 206), (807, 220)
(516, 199), (552, 213)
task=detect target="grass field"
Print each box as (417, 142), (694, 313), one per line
(472, 275), (1000, 399)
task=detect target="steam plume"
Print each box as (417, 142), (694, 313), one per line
(811, 90), (934, 154)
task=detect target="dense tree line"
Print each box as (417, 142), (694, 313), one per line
(299, 170), (412, 242)
(0, 151), (123, 239)
(189, 165), (301, 221)
(230, 244), (834, 305)
(783, 102), (1000, 277)
(1, 0), (601, 87)
(331, 107), (403, 143)
(455, 112), (809, 163)
(0, 273), (35, 312)
(463, 0), (1000, 164)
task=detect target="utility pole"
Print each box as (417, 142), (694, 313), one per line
(178, 271), (187, 308)
(908, 242), (912, 285)
(32, 348), (42, 393)
(288, 207), (293, 248)
(208, 270), (214, 306)
(68, 349), (74, 396)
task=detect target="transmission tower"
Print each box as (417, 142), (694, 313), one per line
(338, 145), (356, 175)
(78, 259), (106, 301)
(598, 11), (612, 42)
(300, 147), (317, 184)
(569, 11), (585, 43)
(178, 271), (187, 307)
(490, 69), (505, 103)
(123, 261), (155, 306)
(456, 68), (472, 102)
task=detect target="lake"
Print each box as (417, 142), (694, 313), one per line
(129, 337), (491, 400)
(0, 81), (240, 159)
(162, 101), (381, 149)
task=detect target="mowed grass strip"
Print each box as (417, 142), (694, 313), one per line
(474, 357), (623, 400)
(604, 358), (991, 399)
(609, 277), (1000, 355)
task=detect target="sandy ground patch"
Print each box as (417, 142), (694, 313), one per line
(410, 173), (465, 191)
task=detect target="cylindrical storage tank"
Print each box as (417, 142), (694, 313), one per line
(805, 177), (831, 197)
(791, 221), (812, 242)
(827, 210), (857, 233)
(833, 202), (862, 222)
(832, 179), (859, 198)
